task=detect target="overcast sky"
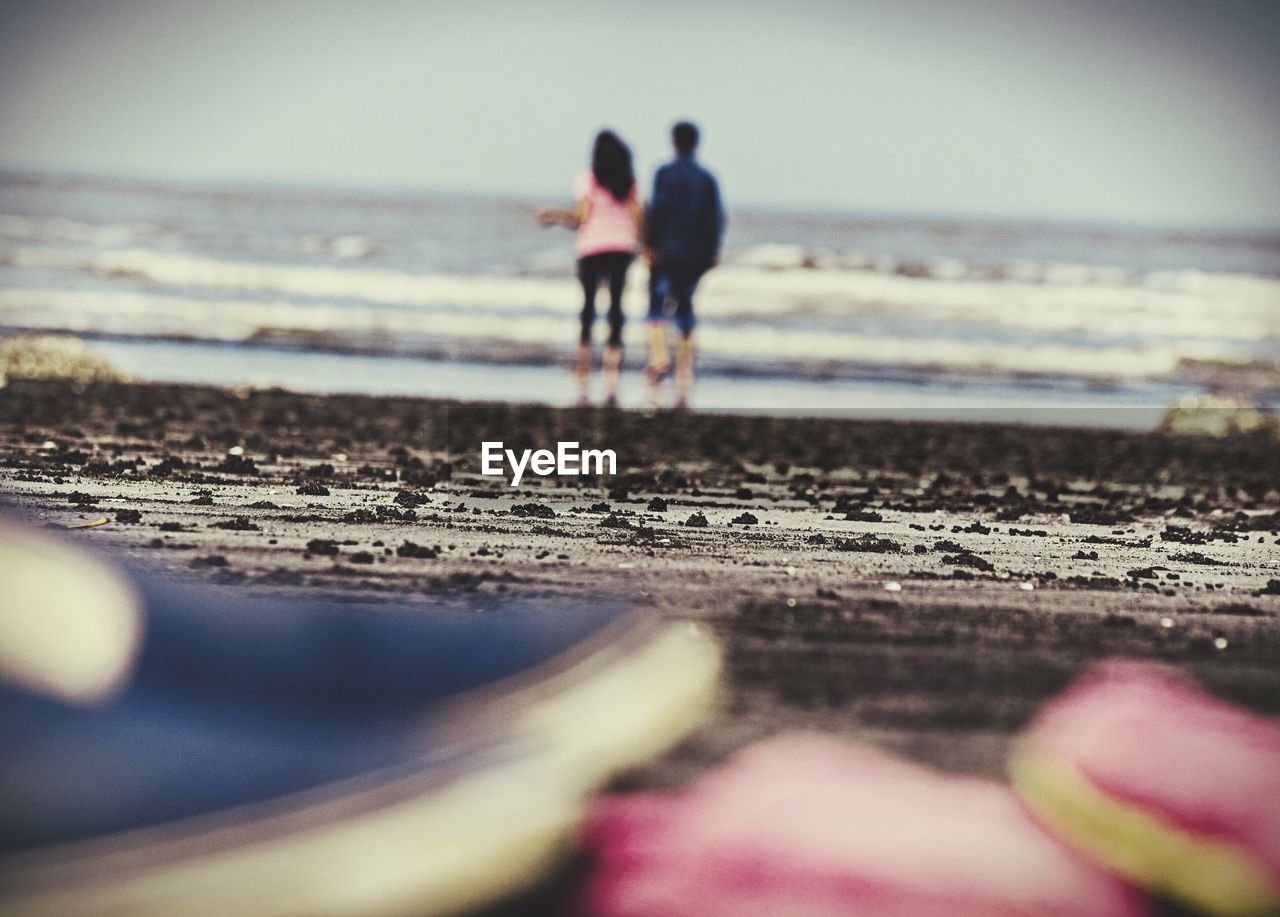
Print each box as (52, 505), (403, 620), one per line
(1, 0), (1278, 227)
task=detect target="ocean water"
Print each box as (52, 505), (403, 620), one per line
(1, 171), (1277, 426)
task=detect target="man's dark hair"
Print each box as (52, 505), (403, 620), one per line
(672, 121), (699, 156)
(591, 130), (635, 202)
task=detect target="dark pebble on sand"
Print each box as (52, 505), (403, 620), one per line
(600, 513), (633, 529)
(211, 516), (260, 532)
(348, 551), (375, 564)
(306, 539), (340, 556)
(1169, 551), (1227, 566)
(1214, 603), (1266, 617)
(1126, 567), (1160, 580)
(512, 502), (556, 519)
(115, 509), (143, 524)
(296, 482), (330, 496)
(396, 540), (439, 559)
(394, 490), (431, 508)
(191, 555), (229, 568)
(647, 497), (668, 512)
(732, 512), (759, 525)
(942, 552), (995, 572)
(66, 491), (97, 505)
(844, 510), (883, 522)
(684, 512), (709, 528)
(836, 534), (901, 553)
(216, 455), (258, 475)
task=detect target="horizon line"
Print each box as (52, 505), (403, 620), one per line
(2, 163), (1279, 238)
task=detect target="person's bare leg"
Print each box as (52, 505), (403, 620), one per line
(674, 332), (696, 409)
(646, 322), (669, 406)
(602, 345), (623, 407)
(575, 342), (593, 405)
(646, 322), (670, 381)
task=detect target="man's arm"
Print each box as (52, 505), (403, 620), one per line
(645, 166), (670, 259)
(706, 174), (725, 267)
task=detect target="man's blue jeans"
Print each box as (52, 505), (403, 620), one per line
(647, 263), (703, 336)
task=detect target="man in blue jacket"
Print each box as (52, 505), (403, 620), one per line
(645, 121), (725, 407)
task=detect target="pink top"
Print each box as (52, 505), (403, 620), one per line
(574, 170), (640, 257)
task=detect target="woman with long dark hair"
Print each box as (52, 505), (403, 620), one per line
(538, 130), (643, 405)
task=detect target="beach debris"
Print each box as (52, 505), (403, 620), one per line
(1158, 394), (1277, 438)
(395, 541), (438, 559)
(1169, 551), (1227, 566)
(511, 502), (556, 519)
(1019, 582), (1035, 591)
(62, 518), (109, 530)
(0, 335), (126, 385)
(394, 490), (431, 508)
(210, 517), (259, 532)
(305, 539), (340, 557)
(1160, 617), (1175, 628)
(836, 534), (901, 553)
(942, 551), (995, 572)
(883, 581), (902, 592)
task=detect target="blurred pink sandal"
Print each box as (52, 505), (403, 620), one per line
(582, 734), (1142, 917)
(1010, 661), (1280, 916)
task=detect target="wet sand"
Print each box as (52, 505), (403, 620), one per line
(2, 380), (1279, 910)
(3, 379), (1278, 775)
(0, 376), (1274, 911)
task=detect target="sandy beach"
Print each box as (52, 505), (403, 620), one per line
(3, 379), (1278, 788)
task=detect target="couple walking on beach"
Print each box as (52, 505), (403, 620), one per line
(539, 121), (725, 409)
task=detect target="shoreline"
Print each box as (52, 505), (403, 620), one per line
(1, 379), (1278, 791)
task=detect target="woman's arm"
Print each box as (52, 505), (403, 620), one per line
(536, 199), (590, 229)
(630, 198), (646, 248)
